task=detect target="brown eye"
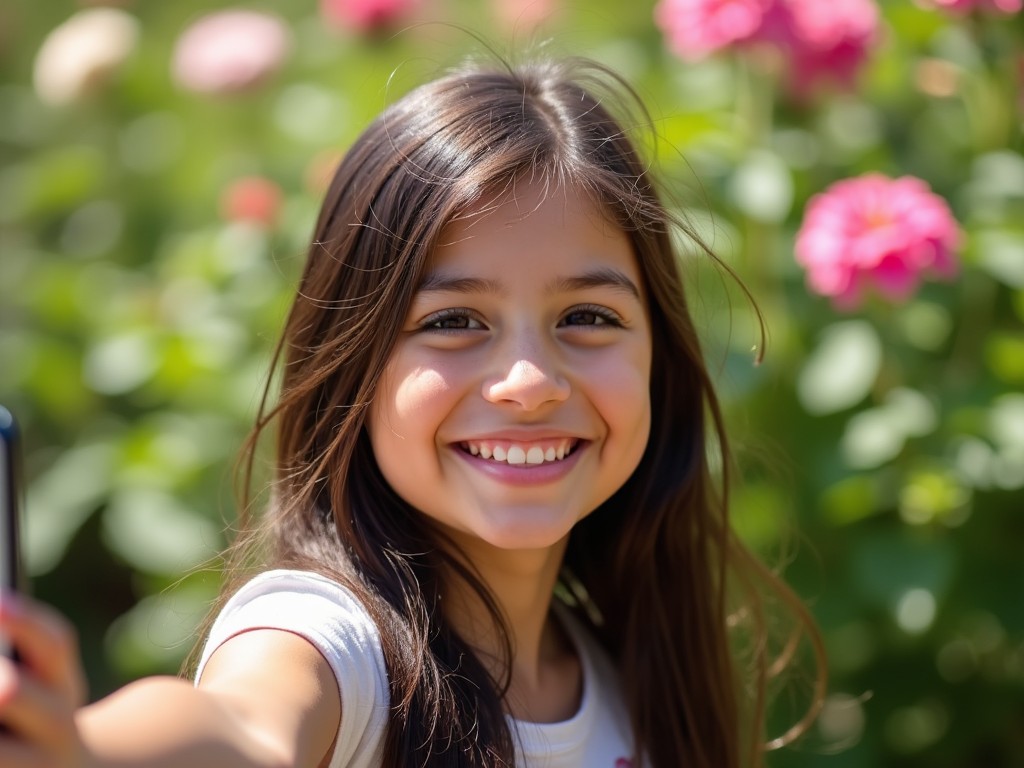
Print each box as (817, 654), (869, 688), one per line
(560, 305), (620, 327)
(421, 309), (483, 332)
(434, 315), (472, 329)
(564, 311), (602, 325)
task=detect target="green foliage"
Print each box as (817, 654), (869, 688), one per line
(1, 1), (1022, 765)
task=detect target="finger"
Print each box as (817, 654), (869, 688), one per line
(0, 656), (79, 757)
(0, 736), (52, 768)
(0, 594), (87, 706)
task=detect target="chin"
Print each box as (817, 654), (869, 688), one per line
(466, 508), (583, 553)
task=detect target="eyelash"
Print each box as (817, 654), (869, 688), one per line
(419, 304), (623, 333)
(559, 304), (623, 328)
(420, 308), (482, 333)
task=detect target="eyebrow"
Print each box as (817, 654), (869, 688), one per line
(416, 267), (641, 300)
(551, 268), (641, 300)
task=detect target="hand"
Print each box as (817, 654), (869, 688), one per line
(0, 593), (89, 766)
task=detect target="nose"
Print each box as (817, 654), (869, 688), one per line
(483, 349), (571, 411)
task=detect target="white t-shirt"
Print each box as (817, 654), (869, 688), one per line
(195, 569), (639, 767)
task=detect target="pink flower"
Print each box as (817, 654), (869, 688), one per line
(220, 176), (283, 228)
(918, 0), (1022, 13)
(654, 0), (772, 60)
(781, 0), (879, 92)
(656, 0), (880, 94)
(795, 174), (961, 310)
(171, 10), (290, 95)
(320, 0), (423, 33)
(492, 0), (560, 31)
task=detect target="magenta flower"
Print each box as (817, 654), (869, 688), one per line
(656, 0), (880, 94)
(919, 0), (1022, 13)
(320, 0), (423, 33)
(171, 10), (290, 95)
(654, 0), (772, 60)
(795, 174), (961, 310)
(776, 0), (880, 94)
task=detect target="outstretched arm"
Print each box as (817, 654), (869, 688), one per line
(0, 594), (341, 768)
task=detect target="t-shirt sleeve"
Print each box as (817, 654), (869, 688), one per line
(194, 569), (389, 768)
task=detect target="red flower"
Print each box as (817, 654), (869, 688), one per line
(220, 176), (283, 228)
(795, 174), (961, 310)
(320, 0), (423, 33)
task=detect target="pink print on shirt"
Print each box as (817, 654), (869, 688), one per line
(615, 759), (634, 768)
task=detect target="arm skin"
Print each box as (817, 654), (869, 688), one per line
(0, 594), (342, 768)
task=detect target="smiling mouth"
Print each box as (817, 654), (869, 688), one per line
(458, 438), (581, 466)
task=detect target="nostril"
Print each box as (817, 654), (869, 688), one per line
(483, 360), (571, 408)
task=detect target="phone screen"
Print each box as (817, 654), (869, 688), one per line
(0, 405), (20, 659)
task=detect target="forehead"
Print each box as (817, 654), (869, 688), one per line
(426, 180), (641, 285)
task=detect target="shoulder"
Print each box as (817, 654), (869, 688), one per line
(197, 567), (387, 683)
(197, 569), (390, 767)
(198, 569), (384, 677)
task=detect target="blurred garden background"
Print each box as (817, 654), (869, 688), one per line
(1, 0), (1022, 765)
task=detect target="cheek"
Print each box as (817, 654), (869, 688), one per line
(585, 345), (652, 425)
(370, 359), (463, 443)
(393, 368), (454, 420)
(584, 352), (651, 500)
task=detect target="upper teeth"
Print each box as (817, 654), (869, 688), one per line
(464, 440), (575, 465)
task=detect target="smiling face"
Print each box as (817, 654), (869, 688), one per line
(367, 181), (653, 558)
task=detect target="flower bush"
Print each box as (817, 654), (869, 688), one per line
(4, 3), (1023, 766)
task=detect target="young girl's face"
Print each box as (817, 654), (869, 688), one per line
(368, 181), (652, 556)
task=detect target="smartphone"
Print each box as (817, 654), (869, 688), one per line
(0, 404), (23, 659)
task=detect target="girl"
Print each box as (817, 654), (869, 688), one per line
(0, 57), (824, 767)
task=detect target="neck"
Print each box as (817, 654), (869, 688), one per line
(441, 535), (578, 718)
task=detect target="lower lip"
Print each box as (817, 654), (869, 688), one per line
(454, 443), (586, 486)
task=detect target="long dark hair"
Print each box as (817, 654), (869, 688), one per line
(208, 57), (824, 767)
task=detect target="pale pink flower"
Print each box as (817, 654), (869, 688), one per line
(320, 0), (423, 33)
(654, 0), (772, 60)
(795, 174), (961, 310)
(220, 176), (283, 228)
(918, 0), (1022, 13)
(171, 10), (290, 95)
(492, 0), (560, 31)
(33, 8), (139, 106)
